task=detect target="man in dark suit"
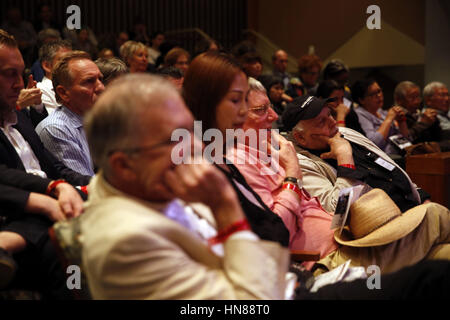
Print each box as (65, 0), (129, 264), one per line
(0, 29), (88, 297)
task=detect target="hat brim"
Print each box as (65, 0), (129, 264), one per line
(334, 203), (429, 247)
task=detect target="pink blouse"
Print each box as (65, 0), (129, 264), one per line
(230, 144), (339, 269)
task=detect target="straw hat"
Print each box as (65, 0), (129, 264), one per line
(334, 189), (428, 247)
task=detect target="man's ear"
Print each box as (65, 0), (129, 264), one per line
(292, 130), (306, 146)
(55, 85), (69, 105)
(108, 152), (137, 182)
(41, 61), (52, 77)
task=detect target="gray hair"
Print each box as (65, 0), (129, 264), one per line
(84, 74), (177, 175)
(38, 39), (72, 64)
(119, 40), (147, 66)
(37, 28), (61, 44)
(95, 57), (128, 85)
(248, 77), (266, 94)
(423, 81), (447, 100)
(393, 81), (419, 101)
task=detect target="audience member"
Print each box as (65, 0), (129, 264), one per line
(323, 59), (351, 95)
(31, 28), (62, 82)
(231, 78), (449, 274)
(1, 7), (38, 67)
(423, 81), (450, 140)
(113, 31), (129, 58)
(34, 4), (61, 34)
(316, 79), (364, 134)
(282, 95), (430, 213)
(0, 29), (90, 297)
(119, 40), (149, 73)
(129, 18), (150, 46)
(76, 73), (290, 299)
(394, 81), (441, 144)
(298, 54), (322, 96)
(147, 31), (165, 64)
(35, 51), (105, 176)
(164, 47), (190, 74)
(271, 49), (292, 91)
(97, 48), (114, 60)
(193, 38), (221, 57)
(352, 79), (410, 158)
(95, 57), (128, 86)
(239, 52), (263, 80)
(36, 40), (72, 113)
(183, 52), (290, 246)
(73, 28), (98, 59)
(157, 66), (184, 91)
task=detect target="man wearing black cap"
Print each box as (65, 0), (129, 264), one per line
(283, 96), (430, 213)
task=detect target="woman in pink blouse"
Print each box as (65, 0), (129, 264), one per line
(229, 77), (338, 270)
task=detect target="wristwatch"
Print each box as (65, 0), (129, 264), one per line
(283, 176), (303, 189)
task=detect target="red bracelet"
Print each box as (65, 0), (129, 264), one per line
(46, 179), (66, 196)
(340, 164), (356, 170)
(80, 185), (88, 195)
(337, 120), (346, 125)
(208, 219), (251, 245)
(282, 182), (303, 199)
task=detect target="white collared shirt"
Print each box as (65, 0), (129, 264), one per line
(0, 112), (47, 178)
(36, 76), (60, 114)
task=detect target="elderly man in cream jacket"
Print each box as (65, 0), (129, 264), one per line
(77, 74), (290, 300)
(282, 96), (429, 213)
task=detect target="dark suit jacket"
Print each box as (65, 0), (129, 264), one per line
(0, 110), (90, 218)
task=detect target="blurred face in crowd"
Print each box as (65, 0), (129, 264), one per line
(293, 106), (338, 150)
(215, 71), (248, 135)
(398, 86), (421, 113)
(273, 50), (288, 73)
(0, 45), (24, 111)
(152, 34), (165, 49)
(359, 82), (384, 112)
(269, 83), (284, 103)
(426, 87), (449, 112)
(300, 66), (320, 87)
(174, 54), (190, 74)
(244, 90), (278, 132)
(129, 47), (149, 73)
(40, 5), (53, 23)
(117, 32), (129, 48)
(59, 59), (105, 116)
(243, 61), (262, 79)
(329, 89), (345, 105)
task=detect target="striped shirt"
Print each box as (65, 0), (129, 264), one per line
(35, 106), (94, 176)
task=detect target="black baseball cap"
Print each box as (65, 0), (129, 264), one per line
(282, 96), (337, 132)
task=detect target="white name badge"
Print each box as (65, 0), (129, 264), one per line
(375, 157), (395, 171)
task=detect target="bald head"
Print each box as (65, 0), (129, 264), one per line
(272, 50), (288, 73)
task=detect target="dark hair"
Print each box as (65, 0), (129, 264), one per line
(183, 52), (244, 131)
(240, 52), (262, 64)
(351, 78), (377, 104)
(38, 39), (72, 63)
(157, 66), (183, 79)
(323, 59), (349, 80)
(316, 80), (344, 99)
(259, 74), (283, 93)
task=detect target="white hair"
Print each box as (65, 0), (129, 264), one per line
(248, 77), (266, 94)
(423, 81), (447, 100)
(394, 81), (419, 101)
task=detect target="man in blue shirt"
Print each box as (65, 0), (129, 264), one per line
(36, 51), (105, 176)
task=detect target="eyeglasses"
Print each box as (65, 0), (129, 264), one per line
(365, 89), (383, 98)
(249, 103), (273, 116)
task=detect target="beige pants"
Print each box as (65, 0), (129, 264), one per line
(314, 203), (450, 276)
